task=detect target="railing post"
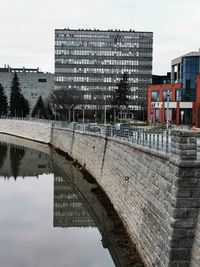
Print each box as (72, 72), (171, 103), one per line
(161, 130), (164, 148)
(102, 124), (112, 137)
(156, 131), (159, 150)
(149, 130), (152, 149)
(166, 129), (169, 153)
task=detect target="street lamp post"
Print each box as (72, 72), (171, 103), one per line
(181, 110), (184, 129)
(166, 89), (170, 129)
(82, 105), (85, 131)
(54, 104), (57, 120)
(104, 103), (106, 125)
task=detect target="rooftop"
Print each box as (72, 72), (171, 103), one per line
(0, 65), (51, 74)
(55, 28), (153, 34)
(171, 50), (200, 65)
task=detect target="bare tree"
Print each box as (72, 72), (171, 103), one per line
(50, 89), (83, 121)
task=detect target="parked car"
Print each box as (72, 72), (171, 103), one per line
(113, 123), (133, 137)
(88, 123), (101, 132)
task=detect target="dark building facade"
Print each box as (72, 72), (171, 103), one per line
(55, 29), (153, 118)
(152, 72), (171, 85)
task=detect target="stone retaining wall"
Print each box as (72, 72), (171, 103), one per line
(52, 128), (200, 267)
(0, 119), (200, 267)
(0, 119), (52, 143)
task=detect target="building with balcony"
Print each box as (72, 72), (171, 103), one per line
(55, 28), (153, 119)
(0, 66), (54, 110)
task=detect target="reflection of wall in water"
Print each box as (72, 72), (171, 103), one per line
(53, 174), (134, 267)
(53, 176), (95, 227)
(0, 142), (52, 178)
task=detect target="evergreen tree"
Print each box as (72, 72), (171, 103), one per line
(10, 146), (25, 179)
(113, 73), (130, 109)
(20, 95), (30, 117)
(0, 83), (8, 116)
(10, 72), (22, 117)
(112, 73), (130, 119)
(9, 72), (30, 117)
(31, 96), (47, 118)
(0, 142), (8, 170)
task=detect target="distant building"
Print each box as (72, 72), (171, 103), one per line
(171, 50), (200, 101)
(148, 50), (200, 126)
(0, 66), (54, 110)
(55, 28), (153, 119)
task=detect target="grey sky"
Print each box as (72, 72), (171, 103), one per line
(0, 0), (199, 74)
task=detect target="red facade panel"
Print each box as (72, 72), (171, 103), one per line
(147, 83), (182, 126)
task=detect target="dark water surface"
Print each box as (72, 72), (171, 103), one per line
(0, 134), (143, 267)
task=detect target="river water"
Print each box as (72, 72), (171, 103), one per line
(0, 134), (143, 267)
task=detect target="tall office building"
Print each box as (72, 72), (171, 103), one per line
(171, 50), (200, 101)
(55, 29), (153, 118)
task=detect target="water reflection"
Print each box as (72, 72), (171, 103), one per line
(10, 146), (25, 179)
(0, 136), (143, 267)
(0, 142), (8, 170)
(0, 140), (52, 178)
(54, 176), (95, 227)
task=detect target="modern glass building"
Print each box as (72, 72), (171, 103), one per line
(55, 29), (153, 118)
(171, 51), (200, 101)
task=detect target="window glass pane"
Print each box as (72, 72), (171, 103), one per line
(151, 91), (159, 101)
(163, 90), (171, 101)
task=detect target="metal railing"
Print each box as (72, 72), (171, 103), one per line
(2, 117), (200, 155)
(110, 127), (170, 153)
(53, 121), (171, 153)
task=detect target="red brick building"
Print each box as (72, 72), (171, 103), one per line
(148, 74), (200, 127)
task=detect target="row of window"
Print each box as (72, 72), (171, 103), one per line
(83, 94), (140, 100)
(55, 40), (152, 49)
(54, 84), (141, 91)
(55, 58), (141, 65)
(57, 42), (151, 48)
(55, 76), (150, 83)
(55, 67), (151, 75)
(54, 202), (83, 208)
(55, 40), (142, 48)
(151, 90), (181, 102)
(55, 49), (145, 57)
(55, 32), (152, 39)
(75, 104), (145, 110)
(55, 58), (152, 67)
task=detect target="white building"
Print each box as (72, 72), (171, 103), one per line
(0, 66), (54, 110)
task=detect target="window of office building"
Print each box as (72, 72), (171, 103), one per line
(38, 78), (47, 83)
(151, 91), (159, 101)
(163, 90), (172, 101)
(175, 90), (181, 102)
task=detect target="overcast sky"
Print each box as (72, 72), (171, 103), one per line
(0, 0), (199, 75)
